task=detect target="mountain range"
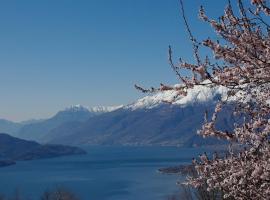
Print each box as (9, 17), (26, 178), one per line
(0, 83), (232, 147)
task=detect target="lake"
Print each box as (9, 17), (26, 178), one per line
(0, 146), (207, 200)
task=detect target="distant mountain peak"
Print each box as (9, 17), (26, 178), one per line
(126, 81), (228, 110)
(64, 104), (90, 112)
(63, 104), (123, 114)
(14, 81), (232, 147)
(88, 105), (123, 113)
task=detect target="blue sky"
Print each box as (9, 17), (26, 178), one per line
(0, 0), (229, 121)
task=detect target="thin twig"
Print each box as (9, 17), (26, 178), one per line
(179, 0), (201, 66)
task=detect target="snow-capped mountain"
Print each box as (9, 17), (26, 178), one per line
(125, 82), (228, 110)
(17, 105), (93, 142)
(89, 105), (123, 113)
(16, 104), (123, 142)
(65, 104), (123, 114)
(50, 82), (227, 116)
(13, 83), (232, 147)
(64, 104), (90, 113)
(41, 84), (232, 146)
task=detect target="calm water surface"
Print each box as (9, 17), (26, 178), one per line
(0, 146), (207, 200)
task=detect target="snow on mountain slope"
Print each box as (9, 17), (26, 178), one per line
(65, 82), (228, 114)
(17, 82), (232, 146)
(88, 105), (123, 113)
(126, 81), (228, 110)
(64, 104), (90, 112)
(65, 104), (123, 114)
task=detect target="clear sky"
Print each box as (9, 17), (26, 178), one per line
(0, 0), (228, 121)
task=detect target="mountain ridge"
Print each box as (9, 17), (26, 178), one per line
(1, 84), (231, 147)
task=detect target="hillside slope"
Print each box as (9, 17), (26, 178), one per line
(0, 133), (86, 164)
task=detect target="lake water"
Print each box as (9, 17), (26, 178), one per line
(0, 146), (206, 200)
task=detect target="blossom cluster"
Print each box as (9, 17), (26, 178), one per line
(136, 0), (270, 199)
(184, 1), (270, 199)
